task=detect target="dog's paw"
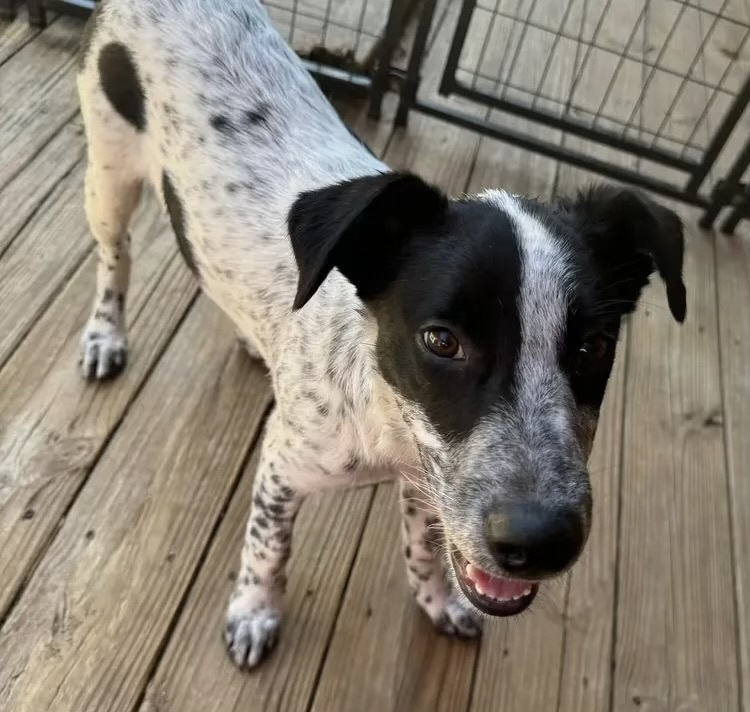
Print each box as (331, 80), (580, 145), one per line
(432, 594), (483, 639)
(224, 604), (281, 669)
(80, 326), (127, 380)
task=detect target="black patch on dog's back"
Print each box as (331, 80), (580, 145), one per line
(244, 106), (269, 127)
(162, 172), (198, 276)
(211, 114), (235, 135)
(98, 43), (146, 131)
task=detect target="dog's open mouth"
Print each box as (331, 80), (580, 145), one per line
(450, 548), (539, 616)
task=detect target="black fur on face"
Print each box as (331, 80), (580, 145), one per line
(289, 176), (686, 575)
(289, 176), (685, 436)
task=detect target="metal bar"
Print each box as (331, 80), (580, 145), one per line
(439, 0), (475, 96)
(0, 0), (17, 22)
(499, 0), (541, 101)
(450, 82), (698, 171)
(530, 0), (578, 110)
(369, 0), (410, 119)
(719, 183), (749, 233)
(468, 0), (496, 92)
(464, 3), (740, 107)
(699, 135), (750, 228)
(679, 27), (750, 159)
(27, 0), (48, 25)
(648, 0), (730, 149)
(687, 74), (750, 195)
(411, 99), (710, 207)
(45, 0), (95, 16)
(395, 0), (438, 127)
(450, 70), (705, 154)
(592, 2), (647, 131)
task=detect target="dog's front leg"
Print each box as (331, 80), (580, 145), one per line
(400, 480), (482, 638)
(225, 408), (304, 669)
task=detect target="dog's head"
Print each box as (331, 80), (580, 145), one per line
(289, 172), (686, 616)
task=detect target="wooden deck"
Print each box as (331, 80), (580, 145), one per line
(1, 4), (750, 711)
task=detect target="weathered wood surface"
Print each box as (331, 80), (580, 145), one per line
(0, 297), (273, 712)
(0, 16), (82, 192)
(716, 228), (750, 712)
(0, 193), (197, 619)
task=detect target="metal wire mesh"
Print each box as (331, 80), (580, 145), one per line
(454, 0), (750, 164)
(262, 0), (397, 73)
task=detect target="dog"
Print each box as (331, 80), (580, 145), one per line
(76, 0), (687, 669)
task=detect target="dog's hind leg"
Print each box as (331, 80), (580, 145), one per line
(77, 46), (145, 380)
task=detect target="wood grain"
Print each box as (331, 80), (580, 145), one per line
(611, 217), (739, 712)
(715, 227), (750, 712)
(0, 15), (82, 192)
(312, 484), (476, 712)
(0, 7), (46, 66)
(138, 457), (373, 712)
(0, 297), (273, 712)
(0, 193), (197, 618)
(0, 116), (85, 255)
(0, 163), (93, 368)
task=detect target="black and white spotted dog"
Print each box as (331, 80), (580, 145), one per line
(77, 0), (687, 669)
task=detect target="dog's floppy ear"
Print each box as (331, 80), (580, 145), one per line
(288, 171), (447, 309)
(563, 185), (687, 322)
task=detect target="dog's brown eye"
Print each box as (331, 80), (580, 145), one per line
(423, 328), (465, 360)
(578, 335), (611, 368)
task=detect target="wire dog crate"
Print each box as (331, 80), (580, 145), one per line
(6, 0), (750, 231)
(395, 0), (750, 231)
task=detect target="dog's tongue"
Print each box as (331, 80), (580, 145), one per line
(465, 563), (529, 599)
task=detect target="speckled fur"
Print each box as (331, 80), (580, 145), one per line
(76, 0), (684, 670)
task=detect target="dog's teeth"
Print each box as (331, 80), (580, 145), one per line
(523, 587), (531, 597)
(474, 581), (486, 596)
(465, 563), (478, 581)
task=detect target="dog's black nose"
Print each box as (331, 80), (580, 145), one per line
(484, 503), (585, 579)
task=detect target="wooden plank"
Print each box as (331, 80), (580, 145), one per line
(311, 484), (476, 712)
(0, 297), (273, 712)
(0, 192), (197, 618)
(0, 8), (46, 66)
(0, 162), (93, 368)
(611, 215), (739, 712)
(716, 228), (750, 712)
(138, 458), (373, 712)
(0, 116), (85, 256)
(555, 340), (626, 712)
(0, 16), (82, 191)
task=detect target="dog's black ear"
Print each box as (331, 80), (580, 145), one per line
(288, 172), (447, 309)
(563, 186), (687, 322)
